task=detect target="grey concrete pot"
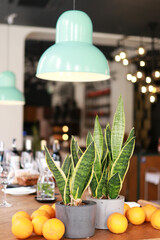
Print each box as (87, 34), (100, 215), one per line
(55, 200), (96, 239)
(87, 195), (124, 229)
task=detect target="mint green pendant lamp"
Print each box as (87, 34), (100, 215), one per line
(0, 71), (25, 105)
(36, 10), (110, 82)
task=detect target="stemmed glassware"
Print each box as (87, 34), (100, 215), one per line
(0, 162), (15, 207)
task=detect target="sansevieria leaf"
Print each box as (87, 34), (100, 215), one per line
(95, 160), (108, 198)
(61, 155), (72, 177)
(111, 137), (135, 182)
(70, 141), (95, 200)
(90, 172), (99, 197)
(108, 173), (121, 199)
(71, 136), (79, 167)
(111, 96), (125, 162)
(94, 116), (103, 161)
(125, 128), (135, 145)
(44, 146), (67, 202)
(105, 123), (112, 158)
(63, 166), (71, 204)
(86, 131), (93, 148)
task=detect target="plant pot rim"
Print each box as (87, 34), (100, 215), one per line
(87, 195), (124, 201)
(55, 200), (96, 207)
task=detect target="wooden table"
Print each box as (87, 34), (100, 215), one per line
(1, 190), (160, 240)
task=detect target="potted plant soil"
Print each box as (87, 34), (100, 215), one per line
(44, 137), (96, 238)
(87, 96), (135, 229)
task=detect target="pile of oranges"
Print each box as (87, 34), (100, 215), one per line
(107, 203), (160, 234)
(11, 203), (65, 240)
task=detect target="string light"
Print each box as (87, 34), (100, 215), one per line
(138, 46), (146, 55)
(119, 51), (126, 59)
(115, 55), (121, 62)
(131, 76), (137, 83)
(150, 95), (156, 103)
(123, 59), (129, 66)
(141, 86), (147, 93)
(127, 73), (132, 81)
(137, 71), (143, 79)
(146, 76), (151, 84)
(140, 61), (145, 67)
(148, 85), (154, 92)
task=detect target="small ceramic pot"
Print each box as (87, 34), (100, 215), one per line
(55, 200), (96, 239)
(87, 195), (124, 229)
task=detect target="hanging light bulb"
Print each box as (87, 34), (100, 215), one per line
(36, 10), (110, 82)
(154, 70), (160, 78)
(131, 76), (137, 83)
(119, 51), (126, 59)
(138, 46), (146, 55)
(150, 95), (156, 103)
(137, 71), (143, 79)
(140, 61), (145, 67)
(148, 85), (154, 92)
(123, 59), (129, 66)
(146, 76), (151, 84)
(115, 55), (121, 62)
(141, 86), (147, 93)
(127, 73), (132, 81)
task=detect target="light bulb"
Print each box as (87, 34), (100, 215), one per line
(127, 73), (132, 81)
(150, 95), (156, 103)
(149, 85), (154, 92)
(62, 134), (69, 141)
(115, 55), (121, 62)
(141, 86), (147, 93)
(138, 46), (145, 55)
(131, 76), (137, 83)
(62, 125), (69, 132)
(153, 87), (157, 93)
(155, 71), (160, 78)
(137, 71), (143, 78)
(140, 61), (145, 67)
(123, 59), (129, 66)
(146, 76), (151, 84)
(119, 51), (126, 59)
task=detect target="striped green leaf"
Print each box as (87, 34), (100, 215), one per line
(111, 137), (135, 182)
(78, 146), (83, 158)
(71, 136), (79, 167)
(95, 160), (108, 198)
(94, 115), (103, 161)
(90, 172), (98, 197)
(125, 128), (135, 145)
(64, 166), (71, 204)
(93, 147), (102, 182)
(86, 131), (93, 148)
(70, 141), (95, 200)
(44, 146), (67, 202)
(105, 123), (112, 157)
(111, 96), (125, 162)
(61, 155), (72, 177)
(108, 173), (121, 199)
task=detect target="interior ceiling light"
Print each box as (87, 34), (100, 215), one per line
(146, 76), (151, 83)
(123, 59), (129, 66)
(119, 51), (126, 59)
(0, 71), (25, 105)
(138, 46), (146, 55)
(141, 86), (147, 93)
(140, 61), (145, 67)
(127, 73), (132, 81)
(115, 55), (121, 62)
(131, 76), (137, 83)
(137, 71), (143, 79)
(150, 95), (156, 103)
(36, 10), (110, 82)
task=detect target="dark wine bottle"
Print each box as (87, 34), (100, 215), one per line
(52, 140), (61, 167)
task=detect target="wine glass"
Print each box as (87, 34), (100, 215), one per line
(0, 162), (15, 207)
(21, 151), (33, 169)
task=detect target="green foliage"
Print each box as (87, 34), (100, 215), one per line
(44, 136), (95, 206)
(89, 96), (135, 199)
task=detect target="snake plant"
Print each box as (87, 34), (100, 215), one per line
(88, 96), (135, 199)
(44, 136), (95, 206)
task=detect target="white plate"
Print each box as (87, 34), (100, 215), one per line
(4, 187), (36, 196)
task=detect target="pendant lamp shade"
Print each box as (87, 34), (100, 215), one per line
(0, 71), (25, 105)
(36, 10), (110, 82)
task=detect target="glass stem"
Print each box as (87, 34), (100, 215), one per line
(2, 184), (7, 204)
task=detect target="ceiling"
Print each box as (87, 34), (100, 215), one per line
(1, 0), (160, 39)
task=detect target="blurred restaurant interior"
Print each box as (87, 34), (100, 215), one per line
(0, 0), (160, 203)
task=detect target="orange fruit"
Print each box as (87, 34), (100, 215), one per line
(12, 211), (31, 224)
(107, 212), (128, 234)
(39, 204), (55, 218)
(32, 215), (49, 235)
(142, 204), (157, 222)
(43, 218), (65, 240)
(124, 203), (130, 217)
(12, 217), (33, 239)
(31, 209), (50, 220)
(127, 207), (145, 225)
(150, 209), (160, 229)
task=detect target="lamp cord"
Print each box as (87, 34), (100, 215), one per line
(73, 0), (75, 10)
